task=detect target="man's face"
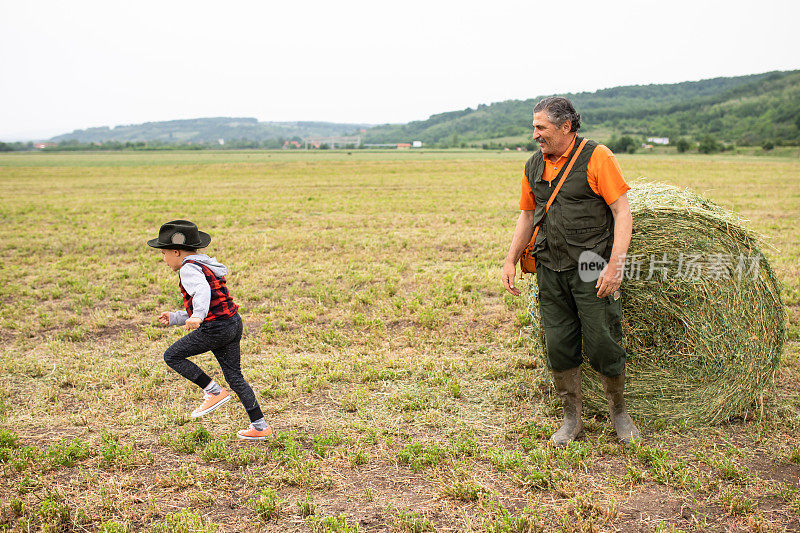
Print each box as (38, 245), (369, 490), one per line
(532, 111), (572, 156)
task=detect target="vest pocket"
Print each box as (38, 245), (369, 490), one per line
(564, 225), (611, 248)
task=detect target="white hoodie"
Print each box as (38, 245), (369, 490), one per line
(168, 254), (229, 326)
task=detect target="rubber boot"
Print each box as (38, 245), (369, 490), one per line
(549, 366), (584, 446)
(601, 372), (641, 445)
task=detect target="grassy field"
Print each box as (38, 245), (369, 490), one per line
(0, 150), (798, 532)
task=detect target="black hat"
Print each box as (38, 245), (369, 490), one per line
(147, 220), (211, 250)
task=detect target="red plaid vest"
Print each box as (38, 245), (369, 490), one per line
(179, 260), (238, 322)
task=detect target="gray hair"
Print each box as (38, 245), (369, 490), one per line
(533, 96), (581, 132)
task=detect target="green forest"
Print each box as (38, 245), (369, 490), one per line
(364, 70), (800, 147)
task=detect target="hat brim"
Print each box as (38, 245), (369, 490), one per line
(147, 231), (211, 250)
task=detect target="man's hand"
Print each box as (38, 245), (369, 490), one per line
(503, 210), (535, 297)
(502, 260), (521, 296)
(596, 256), (624, 298)
(158, 312), (170, 326)
(185, 317), (202, 331)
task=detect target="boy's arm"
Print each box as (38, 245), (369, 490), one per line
(179, 263), (211, 322)
(169, 310), (189, 326)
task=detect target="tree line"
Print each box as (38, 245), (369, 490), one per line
(364, 70), (800, 147)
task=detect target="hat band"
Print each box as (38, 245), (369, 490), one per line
(159, 240), (201, 246)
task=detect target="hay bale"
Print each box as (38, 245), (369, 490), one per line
(527, 181), (786, 425)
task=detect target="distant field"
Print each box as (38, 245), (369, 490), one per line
(0, 151), (798, 532)
(3, 146), (798, 168)
(0, 149), (530, 167)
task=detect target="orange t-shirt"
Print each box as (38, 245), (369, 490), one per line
(519, 135), (630, 210)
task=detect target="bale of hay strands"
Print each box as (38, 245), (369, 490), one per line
(527, 181), (786, 425)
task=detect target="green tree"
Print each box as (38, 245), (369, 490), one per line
(698, 136), (721, 154)
(675, 138), (691, 153)
(608, 136), (637, 154)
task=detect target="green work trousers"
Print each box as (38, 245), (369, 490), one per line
(536, 264), (626, 377)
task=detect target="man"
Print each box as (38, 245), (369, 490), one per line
(501, 96), (640, 446)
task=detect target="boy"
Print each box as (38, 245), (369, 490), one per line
(148, 220), (271, 440)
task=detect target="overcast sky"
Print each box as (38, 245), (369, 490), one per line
(1, 0), (798, 140)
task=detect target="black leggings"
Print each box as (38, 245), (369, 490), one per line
(163, 313), (263, 422)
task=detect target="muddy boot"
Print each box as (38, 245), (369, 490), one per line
(549, 367), (584, 446)
(601, 372), (641, 446)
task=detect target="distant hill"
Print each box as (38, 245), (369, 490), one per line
(46, 70), (800, 148)
(364, 70), (800, 146)
(50, 117), (371, 144)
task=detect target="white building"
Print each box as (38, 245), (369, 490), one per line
(647, 137), (669, 145)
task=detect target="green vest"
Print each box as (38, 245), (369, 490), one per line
(524, 137), (614, 271)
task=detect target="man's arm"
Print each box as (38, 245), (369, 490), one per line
(595, 193), (632, 298)
(502, 210), (536, 296)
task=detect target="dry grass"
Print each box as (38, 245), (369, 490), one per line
(0, 150), (798, 532)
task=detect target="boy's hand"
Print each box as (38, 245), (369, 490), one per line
(185, 317), (201, 331)
(158, 312), (170, 326)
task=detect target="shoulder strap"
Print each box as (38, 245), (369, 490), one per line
(529, 137), (588, 242)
